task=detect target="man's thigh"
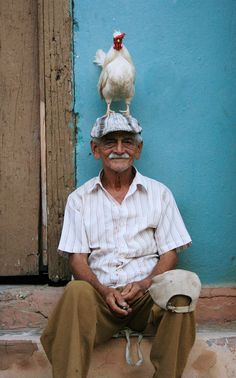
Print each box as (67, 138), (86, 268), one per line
(74, 282), (130, 345)
(127, 293), (163, 334)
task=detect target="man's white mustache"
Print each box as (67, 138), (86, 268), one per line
(109, 153), (130, 159)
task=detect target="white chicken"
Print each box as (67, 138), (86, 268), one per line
(94, 31), (135, 116)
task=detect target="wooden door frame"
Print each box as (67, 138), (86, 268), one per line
(38, 0), (75, 281)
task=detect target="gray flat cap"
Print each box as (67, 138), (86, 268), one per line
(90, 113), (142, 138)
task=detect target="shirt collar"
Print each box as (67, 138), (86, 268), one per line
(87, 167), (148, 194)
(87, 171), (103, 193)
(131, 168), (148, 192)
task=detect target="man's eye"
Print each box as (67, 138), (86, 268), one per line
(103, 140), (115, 146)
(124, 139), (134, 145)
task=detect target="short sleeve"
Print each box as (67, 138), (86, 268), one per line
(58, 194), (90, 253)
(154, 188), (192, 255)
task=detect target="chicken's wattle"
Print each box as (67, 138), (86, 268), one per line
(113, 33), (125, 51)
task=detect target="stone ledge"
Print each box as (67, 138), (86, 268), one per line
(0, 327), (235, 378)
(0, 285), (236, 330)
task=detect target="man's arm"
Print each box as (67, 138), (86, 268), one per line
(69, 253), (131, 316)
(121, 249), (177, 304)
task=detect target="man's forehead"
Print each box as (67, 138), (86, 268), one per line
(102, 131), (136, 139)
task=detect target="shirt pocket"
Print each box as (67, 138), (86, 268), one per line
(125, 215), (157, 242)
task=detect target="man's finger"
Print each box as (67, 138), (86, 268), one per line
(121, 284), (141, 301)
(123, 284), (138, 296)
(107, 294), (130, 315)
(114, 293), (129, 309)
(121, 283), (133, 296)
(110, 300), (130, 315)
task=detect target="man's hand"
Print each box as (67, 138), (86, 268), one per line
(69, 253), (131, 316)
(100, 287), (132, 316)
(121, 279), (150, 304)
(121, 250), (178, 304)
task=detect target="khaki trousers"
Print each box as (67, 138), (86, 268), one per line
(41, 280), (195, 378)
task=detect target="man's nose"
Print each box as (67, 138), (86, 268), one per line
(114, 140), (125, 153)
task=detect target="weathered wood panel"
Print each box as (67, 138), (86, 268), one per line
(41, 0), (75, 281)
(0, 0), (40, 275)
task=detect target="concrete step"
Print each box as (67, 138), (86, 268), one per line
(0, 324), (236, 378)
(0, 284), (236, 377)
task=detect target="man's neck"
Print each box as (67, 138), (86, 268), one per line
(101, 167), (135, 195)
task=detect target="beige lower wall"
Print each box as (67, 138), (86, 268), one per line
(0, 286), (235, 331)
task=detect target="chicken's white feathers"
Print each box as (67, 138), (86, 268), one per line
(94, 37), (135, 114)
(98, 54), (135, 101)
(93, 49), (106, 67)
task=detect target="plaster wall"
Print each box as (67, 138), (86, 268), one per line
(73, 0), (236, 285)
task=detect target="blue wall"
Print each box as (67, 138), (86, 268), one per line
(73, 0), (236, 285)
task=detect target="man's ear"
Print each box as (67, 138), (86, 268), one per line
(134, 141), (143, 160)
(90, 141), (101, 160)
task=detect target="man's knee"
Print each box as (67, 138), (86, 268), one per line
(64, 280), (96, 303)
(168, 294), (191, 307)
(66, 279), (92, 291)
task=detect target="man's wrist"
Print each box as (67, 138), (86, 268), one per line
(141, 277), (152, 292)
(97, 284), (110, 298)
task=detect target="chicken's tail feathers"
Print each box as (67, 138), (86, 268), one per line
(93, 49), (106, 67)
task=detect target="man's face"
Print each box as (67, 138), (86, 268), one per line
(91, 131), (143, 173)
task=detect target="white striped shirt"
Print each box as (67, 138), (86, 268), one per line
(58, 169), (192, 288)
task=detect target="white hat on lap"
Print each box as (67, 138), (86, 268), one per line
(149, 269), (201, 313)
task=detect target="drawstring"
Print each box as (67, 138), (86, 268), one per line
(113, 328), (144, 366)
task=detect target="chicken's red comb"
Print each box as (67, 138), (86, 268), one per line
(114, 33), (126, 40)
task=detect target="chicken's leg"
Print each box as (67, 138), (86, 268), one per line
(120, 102), (130, 116)
(104, 102), (115, 116)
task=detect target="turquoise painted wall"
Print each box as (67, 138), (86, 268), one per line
(73, 0), (236, 285)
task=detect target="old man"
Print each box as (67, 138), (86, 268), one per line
(41, 113), (195, 378)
